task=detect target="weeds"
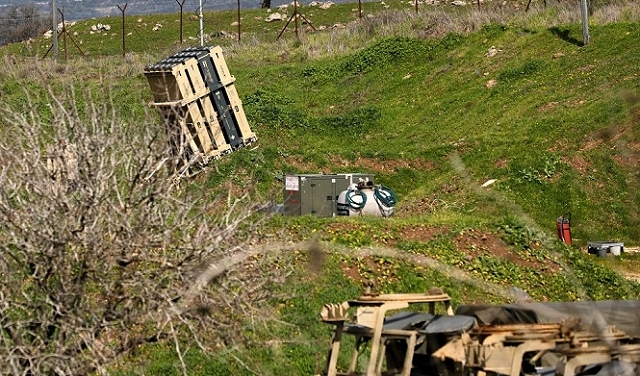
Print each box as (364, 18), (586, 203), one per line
(498, 59), (544, 83)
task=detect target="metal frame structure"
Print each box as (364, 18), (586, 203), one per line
(144, 46), (257, 177)
(320, 285), (455, 376)
(318, 287), (640, 376)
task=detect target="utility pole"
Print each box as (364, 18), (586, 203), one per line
(52, 0), (58, 62)
(237, 0), (241, 42)
(199, 0), (204, 46)
(580, 0), (590, 45)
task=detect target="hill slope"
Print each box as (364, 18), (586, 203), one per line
(122, 15), (640, 374)
(227, 18), (640, 242)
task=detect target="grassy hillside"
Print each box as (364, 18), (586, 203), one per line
(1, 1), (640, 374)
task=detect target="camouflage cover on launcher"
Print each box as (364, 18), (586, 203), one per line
(456, 300), (640, 338)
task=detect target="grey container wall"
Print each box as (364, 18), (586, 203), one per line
(284, 174), (374, 217)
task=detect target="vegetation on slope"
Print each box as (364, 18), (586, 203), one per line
(1, 0), (640, 374)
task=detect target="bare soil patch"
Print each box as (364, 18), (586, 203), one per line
(286, 155), (318, 172)
(452, 230), (556, 271)
(562, 155), (591, 176)
(619, 271), (640, 283)
(395, 225), (449, 243)
(611, 141), (640, 169)
(395, 195), (449, 217)
(325, 223), (559, 284)
(537, 101), (559, 112)
(325, 154), (435, 174)
(395, 179), (461, 217)
(580, 138), (603, 152)
(494, 158), (509, 169)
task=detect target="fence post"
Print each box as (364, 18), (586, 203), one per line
(117, 3), (128, 58)
(52, 0), (58, 61)
(175, 0), (186, 44)
(580, 0), (590, 45)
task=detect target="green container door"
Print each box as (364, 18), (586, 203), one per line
(305, 178), (337, 218)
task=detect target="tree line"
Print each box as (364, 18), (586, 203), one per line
(0, 4), (51, 46)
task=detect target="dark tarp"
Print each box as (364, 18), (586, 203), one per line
(383, 311), (435, 331)
(381, 311), (476, 334)
(418, 315), (476, 334)
(455, 300), (640, 338)
(383, 312), (476, 373)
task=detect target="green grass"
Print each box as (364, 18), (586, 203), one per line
(2, 1), (640, 374)
(237, 21), (640, 242)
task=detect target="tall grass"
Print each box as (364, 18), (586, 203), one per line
(222, 0), (640, 65)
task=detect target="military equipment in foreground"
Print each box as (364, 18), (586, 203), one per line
(318, 284), (640, 376)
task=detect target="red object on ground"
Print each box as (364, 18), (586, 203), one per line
(556, 214), (572, 245)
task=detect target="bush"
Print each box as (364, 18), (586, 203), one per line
(0, 78), (279, 375)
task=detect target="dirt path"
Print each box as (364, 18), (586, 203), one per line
(620, 271), (640, 283)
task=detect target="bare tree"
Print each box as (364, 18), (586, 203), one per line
(0, 4), (51, 45)
(0, 80), (278, 375)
